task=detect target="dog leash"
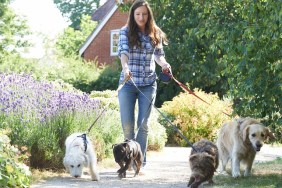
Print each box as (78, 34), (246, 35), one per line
(77, 76), (132, 147)
(86, 107), (108, 134)
(75, 76), (132, 152)
(85, 76), (132, 135)
(162, 70), (232, 117)
(127, 77), (198, 152)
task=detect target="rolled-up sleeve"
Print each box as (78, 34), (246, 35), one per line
(154, 47), (165, 57)
(154, 38), (165, 58)
(118, 27), (130, 58)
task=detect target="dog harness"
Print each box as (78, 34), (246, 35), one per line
(77, 133), (88, 153)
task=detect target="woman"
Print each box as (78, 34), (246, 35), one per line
(118, 0), (171, 167)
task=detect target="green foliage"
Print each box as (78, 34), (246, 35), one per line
(155, 1), (229, 105)
(186, 0), (282, 130)
(53, 0), (100, 29)
(0, 2), (31, 63)
(29, 112), (77, 169)
(89, 59), (122, 92)
(148, 109), (167, 151)
(0, 54), (101, 93)
(56, 15), (98, 58)
(160, 89), (232, 146)
(0, 129), (31, 188)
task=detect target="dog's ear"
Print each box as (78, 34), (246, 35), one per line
(242, 126), (250, 141)
(189, 154), (197, 162)
(123, 143), (128, 148)
(63, 156), (68, 166)
(206, 154), (216, 166)
(112, 144), (117, 149)
(125, 138), (130, 142)
(123, 143), (132, 159)
(265, 127), (276, 141)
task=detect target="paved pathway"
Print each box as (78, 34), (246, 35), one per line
(31, 145), (282, 188)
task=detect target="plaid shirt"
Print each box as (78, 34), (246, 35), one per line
(118, 26), (165, 86)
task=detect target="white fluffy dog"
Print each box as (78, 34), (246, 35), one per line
(63, 133), (100, 181)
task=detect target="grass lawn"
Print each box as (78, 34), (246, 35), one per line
(212, 158), (282, 188)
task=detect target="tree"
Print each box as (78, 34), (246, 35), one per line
(56, 15), (97, 58)
(191, 0), (281, 126)
(0, 0), (31, 62)
(53, 0), (100, 29)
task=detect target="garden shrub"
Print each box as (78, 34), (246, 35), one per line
(147, 109), (167, 151)
(160, 89), (233, 146)
(0, 73), (105, 169)
(0, 129), (31, 188)
(89, 59), (121, 91)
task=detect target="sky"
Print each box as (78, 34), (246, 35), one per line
(10, 0), (69, 58)
(10, 0), (106, 58)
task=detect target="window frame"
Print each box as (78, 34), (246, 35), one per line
(110, 29), (120, 56)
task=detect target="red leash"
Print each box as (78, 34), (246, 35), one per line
(163, 70), (231, 117)
(172, 77), (211, 105)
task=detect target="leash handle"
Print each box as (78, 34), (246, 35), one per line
(117, 75), (131, 92)
(162, 70), (209, 104)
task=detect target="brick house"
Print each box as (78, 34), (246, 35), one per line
(79, 0), (128, 66)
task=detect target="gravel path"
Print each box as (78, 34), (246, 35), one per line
(31, 145), (282, 188)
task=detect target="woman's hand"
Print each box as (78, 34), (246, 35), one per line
(161, 63), (171, 71)
(120, 54), (132, 80)
(123, 67), (132, 80)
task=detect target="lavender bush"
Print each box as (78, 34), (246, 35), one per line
(0, 73), (122, 169)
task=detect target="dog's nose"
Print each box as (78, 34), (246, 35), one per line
(256, 143), (262, 151)
(74, 175), (80, 178)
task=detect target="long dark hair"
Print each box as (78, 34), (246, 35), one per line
(126, 0), (168, 48)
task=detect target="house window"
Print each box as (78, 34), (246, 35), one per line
(111, 30), (119, 56)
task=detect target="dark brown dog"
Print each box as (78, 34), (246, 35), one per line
(112, 138), (143, 178)
(188, 139), (219, 188)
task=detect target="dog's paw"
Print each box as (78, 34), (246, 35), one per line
(244, 171), (251, 177)
(118, 173), (123, 179)
(91, 173), (100, 181)
(118, 172), (126, 179)
(91, 177), (100, 181)
(232, 172), (241, 178)
(218, 170), (228, 176)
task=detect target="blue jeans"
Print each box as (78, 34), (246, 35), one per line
(118, 81), (157, 166)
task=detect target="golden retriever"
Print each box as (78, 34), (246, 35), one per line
(216, 117), (275, 178)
